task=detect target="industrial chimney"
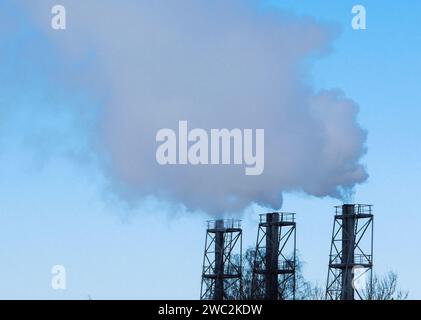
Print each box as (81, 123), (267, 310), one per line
(326, 204), (374, 300)
(200, 219), (243, 300)
(251, 212), (296, 300)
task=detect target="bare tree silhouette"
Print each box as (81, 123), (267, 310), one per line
(240, 247), (408, 300)
(241, 247), (323, 300)
(364, 271), (408, 300)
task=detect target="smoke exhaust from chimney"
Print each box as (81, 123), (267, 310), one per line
(20, 0), (368, 215)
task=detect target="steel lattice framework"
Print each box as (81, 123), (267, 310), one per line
(200, 219), (243, 300)
(251, 212), (296, 300)
(326, 204), (374, 300)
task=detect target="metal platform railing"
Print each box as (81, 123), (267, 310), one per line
(329, 253), (372, 266)
(259, 212), (295, 224)
(206, 219), (242, 230)
(335, 204), (373, 216)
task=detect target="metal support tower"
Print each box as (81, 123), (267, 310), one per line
(200, 219), (243, 300)
(326, 204), (374, 300)
(251, 212), (296, 300)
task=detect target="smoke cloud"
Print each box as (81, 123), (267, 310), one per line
(21, 0), (368, 214)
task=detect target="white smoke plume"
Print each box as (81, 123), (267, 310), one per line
(21, 0), (368, 214)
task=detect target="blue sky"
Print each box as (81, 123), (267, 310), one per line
(0, 0), (420, 299)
